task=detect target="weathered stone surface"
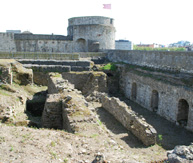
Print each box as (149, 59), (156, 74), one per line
(0, 66), (12, 84)
(42, 73), (94, 132)
(41, 94), (63, 129)
(23, 64), (71, 72)
(82, 72), (108, 96)
(0, 59), (33, 85)
(167, 144), (193, 163)
(62, 71), (108, 95)
(100, 93), (157, 146)
(119, 65), (193, 131)
(106, 50), (193, 74)
(33, 72), (49, 86)
(48, 73), (75, 94)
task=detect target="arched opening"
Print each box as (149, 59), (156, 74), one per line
(177, 99), (189, 126)
(76, 38), (86, 52)
(131, 82), (137, 100)
(151, 90), (159, 112)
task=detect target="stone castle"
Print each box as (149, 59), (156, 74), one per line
(0, 16), (193, 133)
(0, 16), (115, 53)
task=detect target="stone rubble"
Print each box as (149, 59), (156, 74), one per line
(167, 144), (193, 163)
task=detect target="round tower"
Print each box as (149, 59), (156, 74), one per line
(67, 16), (115, 52)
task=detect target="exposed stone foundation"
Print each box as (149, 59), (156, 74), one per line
(100, 94), (157, 146)
(42, 73), (94, 132)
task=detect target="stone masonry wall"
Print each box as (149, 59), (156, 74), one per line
(62, 72), (108, 94)
(0, 33), (16, 52)
(106, 50), (193, 74)
(120, 70), (193, 131)
(100, 94), (157, 146)
(14, 39), (73, 53)
(42, 73), (94, 132)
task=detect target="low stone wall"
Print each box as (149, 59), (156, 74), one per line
(100, 94), (157, 146)
(0, 52), (79, 60)
(23, 64), (71, 72)
(19, 60), (93, 72)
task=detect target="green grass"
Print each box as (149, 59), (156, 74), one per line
(100, 63), (117, 71)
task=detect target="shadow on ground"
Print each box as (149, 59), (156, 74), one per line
(123, 99), (193, 150)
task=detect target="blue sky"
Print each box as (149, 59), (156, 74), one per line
(1, 0), (193, 45)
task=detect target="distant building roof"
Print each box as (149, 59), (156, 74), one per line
(22, 31), (33, 34)
(115, 39), (130, 42)
(6, 30), (21, 33)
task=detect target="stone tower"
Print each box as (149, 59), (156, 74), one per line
(68, 16), (115, 52)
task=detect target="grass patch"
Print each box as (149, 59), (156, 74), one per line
(100, 63), (117, 71)
(23, 85), (47, 95)
(90, 134), (99, 138)
(0, 88), (11, 96)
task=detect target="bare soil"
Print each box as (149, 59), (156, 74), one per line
(0, 84), (192, 163)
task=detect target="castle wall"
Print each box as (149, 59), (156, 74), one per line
(0, 33), (16, 52)
(120, 70), (193, 131)
(107, 50), (193, 74)
(14, 39), (73, 53)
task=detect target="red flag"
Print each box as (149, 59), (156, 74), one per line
(103, 4), (111, 9)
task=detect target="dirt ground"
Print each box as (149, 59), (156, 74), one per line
(0, 104), (166, 163)
(0, 84), (192, 163)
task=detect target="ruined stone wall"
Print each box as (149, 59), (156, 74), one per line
(0, 59), (33, 85)
(100, 94), (157, 146)
(61, 72), (108, 94)
(42, 73), (94, 132)
(106, 50), (193, 74)
(120, 70), (193, 131)
(0, 33), (16, 52)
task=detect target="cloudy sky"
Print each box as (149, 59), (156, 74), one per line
(1, 0), (193, 45)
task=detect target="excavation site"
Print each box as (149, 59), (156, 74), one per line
(0, 16), (193, 163)
(0, 54), (193, 163)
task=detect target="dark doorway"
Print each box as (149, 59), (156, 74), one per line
(76, 38), (86, 52)
(151, 90), (159, 112)
(131, 82), (137, 100)
(177, 99), (189, 126)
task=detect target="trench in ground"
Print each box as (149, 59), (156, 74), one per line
(25, 90), (48, 128)
(25, 72), (193, 150)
